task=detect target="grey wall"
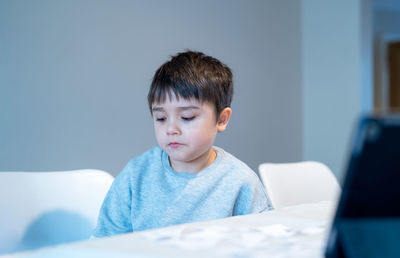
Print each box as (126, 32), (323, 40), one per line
(373, 7), (400, 110)
(301, 0), (373, 181)
(0, 0), (302, 176)
(374, 8), (400, 33)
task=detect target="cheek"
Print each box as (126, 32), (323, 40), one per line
(188, 126), (217, 144)
(154, 125), (164, 142)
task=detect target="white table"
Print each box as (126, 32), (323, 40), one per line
(2, 201), (336, 258)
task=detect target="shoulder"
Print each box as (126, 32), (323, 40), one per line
(214, 147), (273, 213)
(123, 146), (163, 171)
(114, 146), (163, 182)
(215, 146), (260, 184)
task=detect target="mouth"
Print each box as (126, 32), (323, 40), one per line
(168, 142), (182, 148)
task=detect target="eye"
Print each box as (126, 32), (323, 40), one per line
(155, 117), (166, 122)
(182, 116), (196, 121)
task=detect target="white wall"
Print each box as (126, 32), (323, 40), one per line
(301, 0), (373, 181)
(0, 0), (303, 175)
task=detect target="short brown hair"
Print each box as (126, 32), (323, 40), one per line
(148, 50), (233, 118)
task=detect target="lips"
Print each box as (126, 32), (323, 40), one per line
(168, 142), (182, 148)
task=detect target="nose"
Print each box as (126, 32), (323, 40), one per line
(166, 120), (181, 135)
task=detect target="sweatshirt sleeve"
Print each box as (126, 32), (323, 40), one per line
(91, 165), (133, 238)
(233, 179), (274, 215)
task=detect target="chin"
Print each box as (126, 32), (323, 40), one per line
(168, 153), (190, 162)
(167, 150), (199, 163)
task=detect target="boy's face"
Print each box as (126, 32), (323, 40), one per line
(151, 96), (229, 173)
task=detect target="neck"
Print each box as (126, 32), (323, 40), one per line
(170, 148), (216, 173)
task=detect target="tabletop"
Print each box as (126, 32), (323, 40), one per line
(2, 201), (336, 258)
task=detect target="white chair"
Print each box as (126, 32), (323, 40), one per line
(259, 161), (340, 209)
(0, 169), (114, 254)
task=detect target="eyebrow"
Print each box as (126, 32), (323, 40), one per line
(152, 106), (201, 112)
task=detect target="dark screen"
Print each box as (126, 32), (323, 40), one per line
(336, 116), (400, 218)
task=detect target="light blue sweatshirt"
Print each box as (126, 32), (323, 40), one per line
(92, 146), (273, 237)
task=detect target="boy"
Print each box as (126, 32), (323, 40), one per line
(92, 50), (273, 238)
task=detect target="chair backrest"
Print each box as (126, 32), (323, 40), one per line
(0, 169), (114, 254)
(258, 161), (340, 209)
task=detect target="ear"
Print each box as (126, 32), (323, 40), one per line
(217, 107), (232, 132)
